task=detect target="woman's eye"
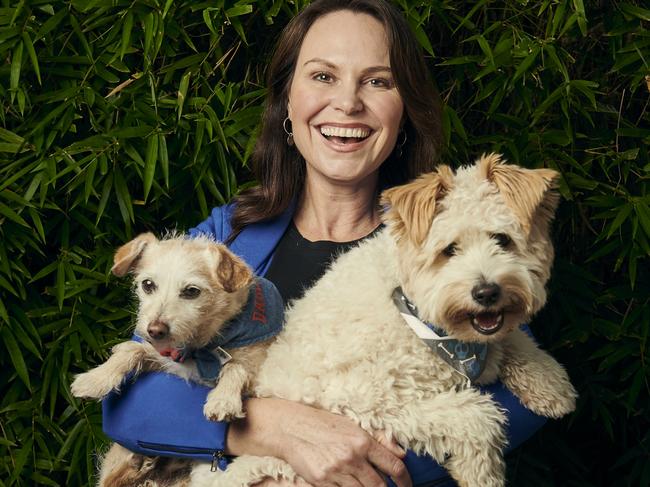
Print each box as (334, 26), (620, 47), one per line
(492, 233), (512, 249)
(442, 243), (457, 257)
(368, 78), (391, 88)
(314, 72), (333, 83)
(141, 279), (157, 294)
(180, 286), (201, 299)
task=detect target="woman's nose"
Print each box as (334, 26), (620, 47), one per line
(332, 82), (363, 115)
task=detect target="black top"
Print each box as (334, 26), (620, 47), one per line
(265, 222), (382, 304)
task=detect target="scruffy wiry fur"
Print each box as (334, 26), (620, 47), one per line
(71, 234), (272, 487)
(198, 155), (577, 487)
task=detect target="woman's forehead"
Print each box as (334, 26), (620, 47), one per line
(297, 10), (391, 68)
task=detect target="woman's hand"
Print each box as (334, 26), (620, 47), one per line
(254, 478), (313, 487)
(227, 397), (412, 487)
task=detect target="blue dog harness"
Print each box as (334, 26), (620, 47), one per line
(140, 277), (284, 381)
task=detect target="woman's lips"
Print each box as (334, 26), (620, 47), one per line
(316, 124), (374, 150)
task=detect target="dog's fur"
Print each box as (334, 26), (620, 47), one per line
(194, 155), (577, 487)
(71, 234), (272, 487)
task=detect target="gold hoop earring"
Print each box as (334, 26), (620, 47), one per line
(283, 117), (294, 146)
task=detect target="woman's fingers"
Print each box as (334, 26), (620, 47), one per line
(366, 440), (411, 487)
(373, 431), (406, 458)
(235, 398), (413, 487)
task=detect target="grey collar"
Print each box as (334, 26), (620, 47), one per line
(391, 287), (488, 385)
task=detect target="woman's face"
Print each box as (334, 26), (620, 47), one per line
(288, 10), (404, 190)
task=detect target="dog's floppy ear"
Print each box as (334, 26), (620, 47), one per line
(213, 245), (253, 293)
(480, 153), (560, 235)
(380, 165), (454, 246)
(111, 233), (157, 277)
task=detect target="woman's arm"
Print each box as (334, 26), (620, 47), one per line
(102, 373), (411, 486)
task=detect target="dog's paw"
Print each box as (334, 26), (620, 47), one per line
(517, 375), (578, 419)
(70, 370), (116, 399)
(203, 394), (245, 422)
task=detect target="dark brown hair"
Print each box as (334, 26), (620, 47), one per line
(229, 0), (443, 240)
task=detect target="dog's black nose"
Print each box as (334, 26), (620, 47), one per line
(471, 283), (501, 306)
(148, 320), (169, 340)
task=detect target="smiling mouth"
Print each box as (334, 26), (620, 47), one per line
(320, 125), (371, 144)
(470, 311), (504, 335)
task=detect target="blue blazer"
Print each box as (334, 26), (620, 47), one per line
(103, 202), (546, 485)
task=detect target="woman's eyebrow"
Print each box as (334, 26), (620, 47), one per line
(362, 65), (392, 75)
(303, 58), (392, 74)
(303, 58), (337, 68)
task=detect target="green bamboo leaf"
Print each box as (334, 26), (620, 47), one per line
(35, 8), (67, 41)
(120, 12), (133, 60)
(143, 135), (158, 201)
(143, 12), (154, 67)
(476, 35), (495, 67)
(7, 436), (33, 484)
(84, 157), (98, 202)
(0, 127), (24, 144)
(202, 9), (218, 36)
(512, 46), (540, 83)
(95, 173), (112, 225)
(109, 126), (154, 139)
(619, 3), (650, 21)
(0, 299), (9, 324)
(56, 260), (65, 310)
(0, 142), (23, 153)
(30, 260), (59, 282)
(162, 0), (174, 18)
(634, 200), (650, 239)
(0, 275), (19, 297)
(544, 44), (569, 82)
(113, 166), (134, 223)
(414, 22), (435, 56)
(21, 31), (41, 85)
(28, 207), (45, 242)
(69, 14), (92, 59)
(158, 133), (169, 188)
(11, 319), (42, 360)
(1, 326), (31, 390)
(55, 418), (85, 463)
(10, 41), (23, 94)
(572, 0), (587, 36)
(30, 474), (58, 487)
(438, 55), (482, 66)
(606, 204), (632, 238)
(226, 5), (253, 17)
(177, 71), (191, 121)
(0, 201), (30, 227)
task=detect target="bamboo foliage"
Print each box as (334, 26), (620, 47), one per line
(1, 1), (648, 486)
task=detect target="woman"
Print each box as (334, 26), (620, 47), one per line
(103, 1), (546, 485)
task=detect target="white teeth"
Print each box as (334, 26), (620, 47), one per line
(320, 126), (370, 138)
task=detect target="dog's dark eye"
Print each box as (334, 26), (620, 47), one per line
(180, 286), (201, 299)
(141, 279), (157, 294)
(442, 242), (457, 257)
(492, 233), (512, 249)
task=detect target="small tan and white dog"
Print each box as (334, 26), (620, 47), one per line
(71, 233), (283, 487)
(197, 154), (577, 487)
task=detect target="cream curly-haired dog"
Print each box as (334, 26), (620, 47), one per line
(190, 154), (577, 487)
